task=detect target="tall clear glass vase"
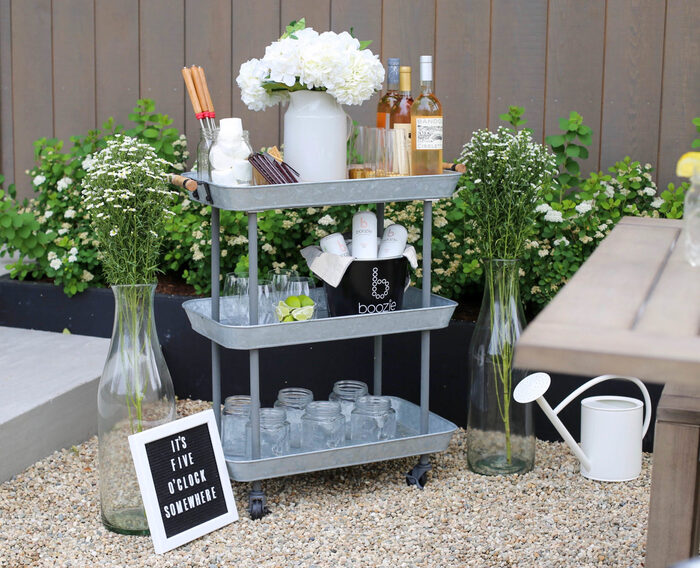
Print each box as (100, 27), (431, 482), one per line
(467, 259), (534, 475)
(98, 284), (176, 535)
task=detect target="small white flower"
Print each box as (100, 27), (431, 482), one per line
(538, 249), (550, 257)
(318, 214), (336, 226)
(64, 209), (76, 219)
(535, 203), (552, 214)
(68, 247), (78, 255)
(49, 258), (62, 270)
(67, 254), (77, 263)
(553, 237), (570, 247)
(651, 197), (664, 209)
(531, 286), (541, 294)
(81, 270), (94, 282)
(580, 234), (593, 244)
(47, 251), (57, 261)
(574, 201), (592, 215)
(33, 175), (46, 186)
(58, 228), (68, 236)
(598, 223), (608, 231)
(644, 186), (656, 196)
(544, 209), (563, 223)
(109, 228), (118, 237)
(603, 183), (615, 198)
(45, 210), (53, 219)
(57, 177), (72, 192)
(192, 249), (204, 261)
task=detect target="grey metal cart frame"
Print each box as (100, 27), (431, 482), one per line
(182, 172), (461, 518)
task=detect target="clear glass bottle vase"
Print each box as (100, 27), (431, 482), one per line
(466, 259), (534, 475)
(98, 284), (176, 535)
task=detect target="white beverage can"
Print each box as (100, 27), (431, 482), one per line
(351, 211), (378, 259)
(378, 224), (408, 258)
(320, 233), (350, 257)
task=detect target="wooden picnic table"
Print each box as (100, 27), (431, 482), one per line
(514, 216), (700, 568)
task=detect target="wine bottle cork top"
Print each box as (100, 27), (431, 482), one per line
(399, 66), (411, 92)
(420, 56), (433, 82)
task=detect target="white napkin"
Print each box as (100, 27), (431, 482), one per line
(301, 244), (418, 288)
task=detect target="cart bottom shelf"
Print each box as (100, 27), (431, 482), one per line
(225, 397), (457, 482)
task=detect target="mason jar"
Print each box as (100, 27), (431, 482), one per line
(221, 395), (251, 460)
(351, 396), (397, 442)
(196, 127), (218, 181)
(301, 401), (345, 450)
(274, 387), (313, 448)
(259, 407), (290, 458)
(328, 380), (369, 439)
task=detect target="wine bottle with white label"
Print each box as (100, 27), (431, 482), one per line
(410, 55), (443, 175)
(351, 211), (378, 259)
(378, 224), (408, 258)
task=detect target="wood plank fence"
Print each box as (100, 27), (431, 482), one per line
(0, 0), (697, 200)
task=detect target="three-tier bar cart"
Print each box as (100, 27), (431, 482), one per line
(180, 171), (461, 518)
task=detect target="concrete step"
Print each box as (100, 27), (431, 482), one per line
(0, 326), (109, 481)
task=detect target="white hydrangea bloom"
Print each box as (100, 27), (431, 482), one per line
(651, 197), (664, 209)
(574, 201), (592, 214)
(81, 270), (94, 282)
(553, 237), (570, 246)
(49, 258), (62, 270)
(535, 203), (551, 214)
(33, 175), (46, 186)
(64, 209), (76, 219)
(57, 177), (72, 192)
(544, 209), (563, 223)
(318, 214), (336, 226)
(643, 186), (656, 196)
(538, 249), (550, 257)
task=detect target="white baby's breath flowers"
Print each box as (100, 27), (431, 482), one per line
(580, 234), (593, 244)
(237, 24), (383, 110)
(64, 209), (76, 219)
(651, 197), (664, 209)
(553, 237), (570, 247)
(535, 203), (552, 214)
(318, 214), (336, 226)
(538, 249), (550, 257)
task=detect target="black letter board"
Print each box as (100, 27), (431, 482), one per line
(129, 410), (238, 553)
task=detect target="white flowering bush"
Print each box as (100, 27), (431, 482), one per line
(236, 18), (384, 110)
(82, 135), (176, 284)
(3, 99), (188, 295)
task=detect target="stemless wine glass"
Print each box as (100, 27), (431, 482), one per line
(267, 268), (299, 299)
(221, 271), (249, 324)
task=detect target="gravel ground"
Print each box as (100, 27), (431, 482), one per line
(0, 399), (651, 567)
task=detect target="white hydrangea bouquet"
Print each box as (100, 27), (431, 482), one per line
(236, 18), (384, 111)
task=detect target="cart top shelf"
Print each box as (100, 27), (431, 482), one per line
(183, 171), (462, 212)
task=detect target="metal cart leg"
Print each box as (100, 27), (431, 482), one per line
(374, 202), (384, 396)
(246, 211), (270, 519)
(407, 200), (433, 488)
(211, 208), (222, 430)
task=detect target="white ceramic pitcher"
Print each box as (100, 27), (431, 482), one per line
(514, 373), (652, 482)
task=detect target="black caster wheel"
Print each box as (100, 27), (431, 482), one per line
(405, 461), (432, 489)
(249, 499), (268, 520)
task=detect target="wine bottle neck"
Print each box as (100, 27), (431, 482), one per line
(420, 80), (433, 95)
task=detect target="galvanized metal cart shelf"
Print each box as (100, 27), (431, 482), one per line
(182, 171), (461, 519)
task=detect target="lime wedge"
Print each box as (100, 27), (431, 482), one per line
(282, 315), (295, 322)
(285, 295), (301, 308)
(299, 294), (315, 307)
(274, 301), (290, 321)
(292, 305), (315, 321)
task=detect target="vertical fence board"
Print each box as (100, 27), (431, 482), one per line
(599, 0), (665, 175)
(489, 0), (548, 142)
(95, 0), (139, 129)
(382, 0), (436, 97)
(331, 0), (382, 129)
(0, 0), (14, 186)
(436, 0), (490, 162)
(184, 0), (232, 152)
(657, 0), (700, 190)
(232, 0), (281, 149)
(52, 0), (95, 145)
(545, 0), (605, 176)
(139, 0), (185, 135)
(11, 0), (53, 199)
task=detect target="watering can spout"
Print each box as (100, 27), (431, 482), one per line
(514, 373), (593, 472)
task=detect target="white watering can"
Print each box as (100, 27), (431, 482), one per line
(514, 373), (652, 482)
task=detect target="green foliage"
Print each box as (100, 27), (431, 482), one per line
(545, 111), (592, 190)
(1, 99), (188, 295)
(692, 117), (700, 149)
(280, 18), (306, 40)
(499, 106), (527, 130)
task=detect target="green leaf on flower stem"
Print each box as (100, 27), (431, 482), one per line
(555, 153), (567, 166)
(578, 147), (589, 159)
(578, 124), (592, 136)
(546, 134), (565, 148)
(558, 117), (570, 131)
(564, 131), (576, 143)
(692, 140), (700, 149)
(143, 128), (158, 139)
(692, 117), (700, 126)
(565, 160), (580, 176)
(565, 145), (580, 157)
(578, 132), (592, 146)
(0, 216), (11, 228)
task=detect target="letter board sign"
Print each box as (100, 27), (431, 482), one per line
(129, 409), (238, 553)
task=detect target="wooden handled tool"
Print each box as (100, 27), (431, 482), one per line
(169, 174), (198, 192)
(197, 66), (215, 121)
(442, 162), (466, 173)
(181, 67), (202, 115)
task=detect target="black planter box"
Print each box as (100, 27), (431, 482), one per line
(0, 275), (662, 451)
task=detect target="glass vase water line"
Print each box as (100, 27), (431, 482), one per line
(466, 259), (534, 475)
(97, 284), (176, 535)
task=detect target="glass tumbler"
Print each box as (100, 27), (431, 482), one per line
(221, 395), (251, 459)
(351, 396), (397, 442)
(301, 401), (345, 450)
(259, 407), (290, 458)
(329, 380), (369, 439)
(274, 387), (313, 448)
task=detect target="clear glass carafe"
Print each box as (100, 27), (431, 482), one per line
(221, 395), (251, 459)
(351, 396), (397, 442)
(328, 380), (368, 439)
(274, 387), (313, 448)
(259, 408), (290, 458)
(466, 259), (534, 475)
(98, 284), (176, 535)
(301, 401), (345, 450)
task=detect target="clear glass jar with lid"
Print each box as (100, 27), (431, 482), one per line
(328, 380), (368, 439)
(221, 395), (251, 459)
(259, 407), (290, 458)
(274, 387), (313, 448)
(301, 401), (345, 450)
(351, 396), (397, 442)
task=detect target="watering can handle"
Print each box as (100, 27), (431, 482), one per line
(551, 374), (652, 439)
